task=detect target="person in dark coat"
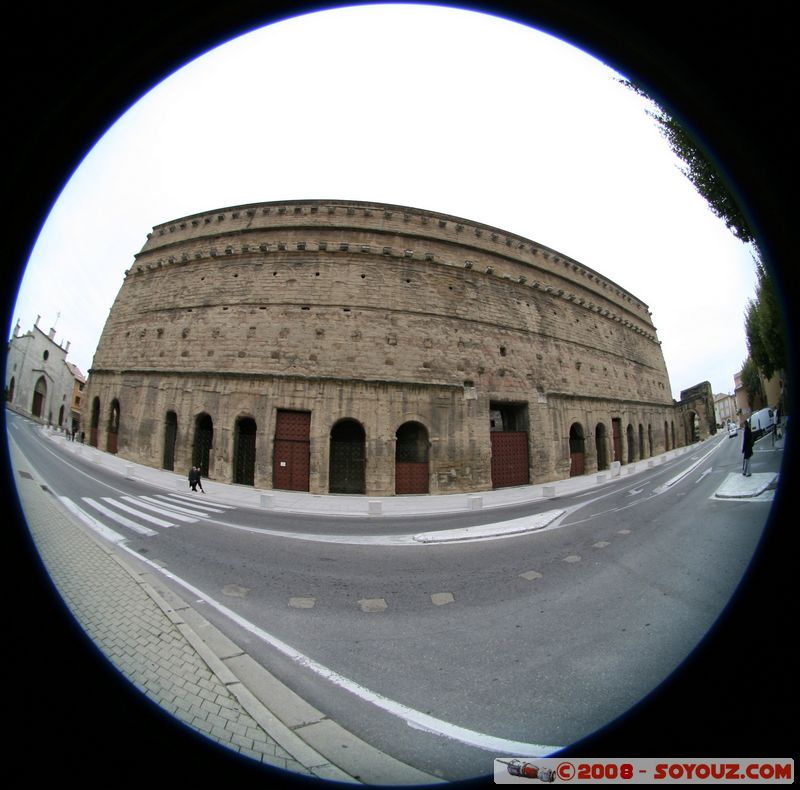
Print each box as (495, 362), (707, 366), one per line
(188, 466), (204, 492)
(742, 421), (754, 476)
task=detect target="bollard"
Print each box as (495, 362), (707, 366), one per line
(468, 495), (483, 510)
(611, 461), (621, 478)
(368, 500), (382, 516)
(260, 493), (274, 509)
(542, 485), (556, 498)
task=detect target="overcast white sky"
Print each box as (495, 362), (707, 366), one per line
(9, 3), (758, 400)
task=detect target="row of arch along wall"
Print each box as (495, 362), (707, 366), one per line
(81, 375), (701, 496)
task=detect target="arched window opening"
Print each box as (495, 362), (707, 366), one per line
(569, 423), (586, 476)
(233, 416), (257, 486)
(626, 423), (636, 463)
(163, 411), (178, 471)
(106, 399), (120, 454)
(395, 421), (429, 494)
(90, 397), (100, 446)
(595, 422), (609, 471)
(31, 376), (47, 419)
(193, 413), (214, 478)
(329, 419), (366, 494)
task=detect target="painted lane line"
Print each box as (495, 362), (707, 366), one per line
(653, 440), (725, 494)
(119, 496), (198, 523)
(62, 497), (128, 543)
(136, 495), (211, 518)
(118, 545), (563, 756)
(160, 493), (235, 510)
(78, 498), (157, 537)
(103, 497), (176, 527)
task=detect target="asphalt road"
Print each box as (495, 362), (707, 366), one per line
(7, 412), (781, 781)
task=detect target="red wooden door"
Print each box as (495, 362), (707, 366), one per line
(490, 431), (529, 488)
(273, 411), (310, 491)
(395, 461), (429, 494)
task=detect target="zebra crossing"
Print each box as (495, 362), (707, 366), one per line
(74, 491), (236, 537)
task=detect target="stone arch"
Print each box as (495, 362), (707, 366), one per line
(233, 416), (257, 486)
(395, 421), (429, 494)
(626, 423), (636, 463)
(638, 423), (645, 460)
(193, 413), (214, 477)
(664, 420), (671, 451)
(569, 422), (586, 476)
(163, 411), (178, 471)
(648, 424), (654, 457)
(107, 399), (120, 454)
(6, 376), (15, 404)
(32, 376), (47, 419)
(90, 396), (100, 446)
(595, 422), (609, 471)
(329, 418), (366, 494)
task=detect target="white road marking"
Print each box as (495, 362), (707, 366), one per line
(153, 493), (232, 512)
(62, 497), (128, 542)
(102, 497), (176, 527)
(119, 545), (563, 756)
(130, 495), (204, 520)
(81, 497), (159, 536)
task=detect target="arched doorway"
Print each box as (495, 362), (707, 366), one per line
(90, 397), (100, 446)
(193, 413), (214, 477)
(233, 416), (257, 486)
(626, 423), (636, 463)
(31, 376), (47, 419)
(107, 399), (120, 454)
(395, 421), (429, 494)
(664, 420), (670, 451)
(569, 423), (586, 476)
(6, 376), (15, 403)
(329, 419), (366, 494)
(595, 423), (609, 471)
(163, 411), (178, 471)
(638, 424), (645, 460)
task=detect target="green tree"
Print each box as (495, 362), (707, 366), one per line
(620, 80), (756, 247)
(745, 260), (787, 382)
(740, 356), (764, 410)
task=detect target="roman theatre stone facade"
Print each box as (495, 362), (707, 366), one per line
(82, 199), (710, 496)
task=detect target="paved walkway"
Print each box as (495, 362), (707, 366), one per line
(9, 421), (783, 782)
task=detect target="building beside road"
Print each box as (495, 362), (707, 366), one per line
(81, 199), (712, 495)
(5, 317), (85, 433)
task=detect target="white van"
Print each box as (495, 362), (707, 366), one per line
(749, 408), (774, 438)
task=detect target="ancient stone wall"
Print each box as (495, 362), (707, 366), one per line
(83, 199), (689, 495)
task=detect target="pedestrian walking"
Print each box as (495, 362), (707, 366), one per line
(742, 421), (754, 476)
(188, 466), (205, 493)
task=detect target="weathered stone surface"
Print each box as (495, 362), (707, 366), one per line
(82, 199), (703, 495)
